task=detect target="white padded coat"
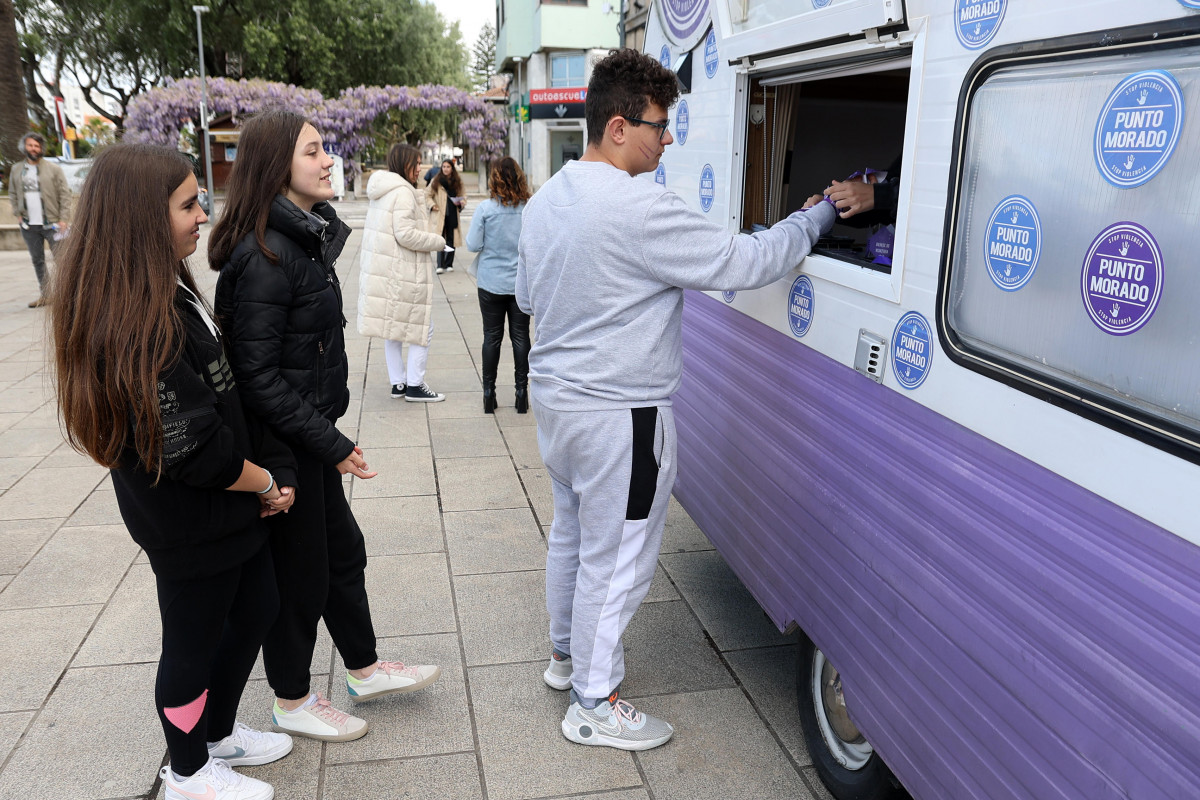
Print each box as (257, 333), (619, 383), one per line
(357, 171), (446, 346)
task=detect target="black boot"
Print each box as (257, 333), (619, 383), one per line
(483, 383), (497, 414)
(514, 384), (528, 414)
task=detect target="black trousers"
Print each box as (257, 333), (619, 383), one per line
(478, 287), (530, 388)
(20, 224), (56, 292)
(261, 449), (378, 700)
(155, 542), (278, 776)
(438, 219), (457, 270)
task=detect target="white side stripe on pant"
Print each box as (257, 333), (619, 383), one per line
(583, 517), (649, 698)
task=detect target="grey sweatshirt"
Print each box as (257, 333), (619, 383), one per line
(516, 159), (835, 411)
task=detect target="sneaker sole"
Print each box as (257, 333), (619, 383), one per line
(271, 719), (368, 742)
(214, 737), (294, 766)
(561, 718), (673, 751)
(543, 668), (572, 691)
(348, 665), (442, 703)
(404, 396), (446, 403)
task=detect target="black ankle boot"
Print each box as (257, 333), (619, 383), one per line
(483, 384), (497, 414)
(514, 385), (528, 414)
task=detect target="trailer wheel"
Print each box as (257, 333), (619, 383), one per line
(797, 632), (903, 800)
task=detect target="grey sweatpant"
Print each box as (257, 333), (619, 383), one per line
(534, 399), (677, 701)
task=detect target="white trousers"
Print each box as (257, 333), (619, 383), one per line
(384, 321), (434, 387)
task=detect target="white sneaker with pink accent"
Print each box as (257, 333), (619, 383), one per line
(346, 660), (441, 702)
(271, 692), (367, 742)
(161, 756), (274, 800)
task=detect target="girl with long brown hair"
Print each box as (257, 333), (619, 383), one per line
(210, 110), (439, 744)
(464, 156), (532, 413)
(52, 143), (297, 800)
(426, 158), (465, 273)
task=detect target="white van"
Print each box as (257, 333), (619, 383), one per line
(645, 2), (1200, 798)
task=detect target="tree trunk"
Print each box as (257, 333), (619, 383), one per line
(0, 0), (27, 167)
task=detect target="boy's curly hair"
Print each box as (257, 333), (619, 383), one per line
(585, 48), (680, 145)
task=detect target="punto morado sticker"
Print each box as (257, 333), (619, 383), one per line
(1094, 70), (1184, 188)
(1081, 222), (1164, 336)
(704, 28), (719, 78)
(891, 312), (933, 390)
(955, 0), (1007, 50)
(654, 164), (666, 186)
(699, 164), (715, 212)
(984, 195), (1042, 291)
(657, 0), (711, 50)
(722, 291), (736, 303)
(787, 276), (815, 337)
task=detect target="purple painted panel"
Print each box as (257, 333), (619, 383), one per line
(675, 291), (1200, 800)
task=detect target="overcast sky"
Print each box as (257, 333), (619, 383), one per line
(431, 0), (498, 52)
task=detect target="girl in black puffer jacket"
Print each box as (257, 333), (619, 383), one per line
(209, 110), (439, 743)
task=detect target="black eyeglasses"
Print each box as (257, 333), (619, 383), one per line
(623, 116), (670, 142)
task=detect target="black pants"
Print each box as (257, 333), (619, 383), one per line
(261, 449), (378, 700)
(478, 288), (530, 389)
(438, 219), (457, 270)
(155, 542), (278, 777)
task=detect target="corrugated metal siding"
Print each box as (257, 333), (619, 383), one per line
(674, 291), (1200, 800)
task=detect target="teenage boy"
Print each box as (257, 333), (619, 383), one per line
(516, 48), (835, 751)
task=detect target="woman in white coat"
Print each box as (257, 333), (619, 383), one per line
(358, 143), (447, 402)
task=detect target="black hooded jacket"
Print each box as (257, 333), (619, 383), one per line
(215, 196), (355, 465)
(111, 289), (298, 579)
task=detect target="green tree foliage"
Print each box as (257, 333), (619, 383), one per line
(470, 22), (497, 94)
(14, 0), (469, 130)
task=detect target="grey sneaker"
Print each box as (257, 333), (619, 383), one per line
(543, 651), (572, 691)
(561, 690), (674, 751)
(207, 721), (293, 766)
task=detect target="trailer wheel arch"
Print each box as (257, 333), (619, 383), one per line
(797, 631), (906, 800)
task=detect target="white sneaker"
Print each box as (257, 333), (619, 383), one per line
(436, 267), (446, 274)
(271, 693), (368, 742)
(208, 721), (293, 766)
(543, 651), (572, 691)
(346, 660), (440, 703)
(161, 757), (273, 800)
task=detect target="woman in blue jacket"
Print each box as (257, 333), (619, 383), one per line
(465, 157), (532, 413)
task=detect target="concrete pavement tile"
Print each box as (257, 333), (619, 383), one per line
(0, 524), (137, 609)
(725, 644), (811, 767)
(0, 464), (105, 520)
(0, 711), (33, 768)
(422, 366), (484, 392)
(350, 446), (436, 499)
(502, 424), (544, 470)
(39, 445), (106, 470)
(0, 385), (47, 414)
(427, 337), (471, 358)
(659, 550), (789, 651)
(0, 411), (28, 434)
(426, 390), (486, 419)
(544, 793), (649, 800)
(17, 402), (59, 428)
(325, 633), (473, 763)
(661, 496), (715, 553)
(455, 570), (547, 666)
(644, 564), (680, 603)
(519, 468), (554, 526)
(636, 688), (812, 800)
(803, 767), (838, 800)
(0, 456), (40, 492)
(0, 663), (165, 800)
(323, 752), (483, 800)
(444, 507), (546, 575)
(427, 353), (477, 371)
(0, 360), (38, 383)
(356, 408), (430, 448)
(430, 416), (508, 459)
(64, 486), (123, 527)
(495, 404), (539, 427)
(73, 563), (159, 667)
(469, 662), (641, 800)
(0, 426), (67, 458)
(437, 456), (527, 512)
(0, 605), (102, 711)
(366, 552), (456, 637)
(354, 495), (444, 556)
(620, 600), (735, 698)
(0, 518), (59, 574)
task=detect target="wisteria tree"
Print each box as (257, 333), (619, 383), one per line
(124, 77), (508, 168)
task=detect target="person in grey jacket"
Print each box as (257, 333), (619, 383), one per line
(516, 49), (834, 752)
(9, 132), (71, 307)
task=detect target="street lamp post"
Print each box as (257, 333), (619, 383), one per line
(192, 5), (214, 209)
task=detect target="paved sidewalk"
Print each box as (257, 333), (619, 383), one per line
(0, 199), (831, 800)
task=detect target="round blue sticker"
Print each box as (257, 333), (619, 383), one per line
(787, 276), (815, 337)
(654, 164), (666, 186)
(891, 312), (932, 390)
(955, 0), (1007, 50)
(1094, 70), (1184, 188)
(984, 195), (1041, 292)
(1080, 222), (1164, 336)
(660, 45), (671, 68)
(812, 0), (832, 7)
(699, 164), (715, 213)
(704, 29), (719, 78)
(1180, 0), (1200, 8)
(722, 291), (736, 303)
(676, 100), (689, 145)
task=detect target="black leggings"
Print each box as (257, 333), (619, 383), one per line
(438, 218), (457, 270)
(261, 450), (378, 700)
(478, 288), (530, 389)
(155, 542), (278, 777)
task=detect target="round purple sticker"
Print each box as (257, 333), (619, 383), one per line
(657, 0), (711, 49)
(722, 291), (736, 303)
(1080, 222), (1164, 336)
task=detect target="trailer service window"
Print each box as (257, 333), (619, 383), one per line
(941, 36), (1200, 462)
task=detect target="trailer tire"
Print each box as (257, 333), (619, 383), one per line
(797, 632), (903, 800)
